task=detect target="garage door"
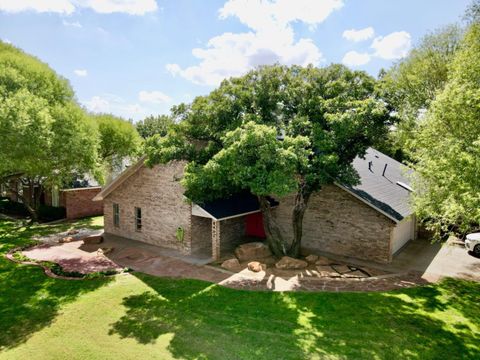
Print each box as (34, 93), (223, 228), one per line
(391, 215), (415, 254)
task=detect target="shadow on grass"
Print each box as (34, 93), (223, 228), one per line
(0, 218), (110, 350)
(109, 273), (480, 360)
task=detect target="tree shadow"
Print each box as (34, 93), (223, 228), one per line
(109, 273), (480, 359)
(0, 219), (111, 350)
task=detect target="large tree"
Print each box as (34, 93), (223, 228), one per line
(136, 114), (173, 139)
(377, 25), (464, 161)
(410, 24), (480, 238)
(0, 42), (99, 219)
(147, 65), (390, 257)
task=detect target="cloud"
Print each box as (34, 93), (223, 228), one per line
(74, 69), (88, 77)
(138, 90), (171, 104)
(342, 27), (374, 42)
(371, 31), (411, 60)
(0, 0), (158, 15)
(2, 38), (11, 44)
(166, 0), (343, 86)
(342, 51), (371, 66)
(83, 93), (167, 120)
(63, 19), (82, 28)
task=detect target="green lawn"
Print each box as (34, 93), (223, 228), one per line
(0, 218), (479, 360)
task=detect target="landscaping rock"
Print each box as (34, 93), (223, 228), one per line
(59, 236), (74, 243)
(221, 258), (241, 271)
(305, 254), (319, 263)
(83, 234), (103, 245)
(234, 242), (271, 261)
(275, 256), (308, 270)
(67, 229), (79, 235)
(332, 264), (351, 274)
(316, 265), (340, 277)
(343, 270), (369, 278)
(315, 256), (332, 266)
(247, 261), (265, 272)
(97, 247), (113, 256)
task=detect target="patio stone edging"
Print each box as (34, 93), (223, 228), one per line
(5, 246), (123, 281)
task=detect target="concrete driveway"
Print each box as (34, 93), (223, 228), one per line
(389, 239), (480, 281)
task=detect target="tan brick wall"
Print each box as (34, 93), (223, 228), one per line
(220, 216), (245, 255)
(273, 185), (395, 263)
(62, 187), (103, 220)
(103, 161), (192, 253)
(190, 216), (212, 255)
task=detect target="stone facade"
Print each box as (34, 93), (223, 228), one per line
(190, 216), (212, 255)
(103, 161), (192, 253)
(272, 185), (396, 263)
(60, 187), (103, 220)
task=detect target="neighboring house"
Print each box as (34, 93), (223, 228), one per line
(3, 176), (103, 220)
(94, 148), (417, 264)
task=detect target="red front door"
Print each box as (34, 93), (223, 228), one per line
(245, 212), (266, 238)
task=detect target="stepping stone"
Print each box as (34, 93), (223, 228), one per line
(316, 265), (340, 277)
(332, 264), (351, 274)
(343, 270), (369, 278)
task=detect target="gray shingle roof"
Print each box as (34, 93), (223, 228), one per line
(339, 148), (414, 222)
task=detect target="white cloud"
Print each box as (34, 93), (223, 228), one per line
(342, 51), (371, 66)
(74, 69), (88, 77)
(63, 19), (82, 28)
(138, 90), (171, 104)
(371, 31), (411, 60)
(2, 38), (11, 44)
(81, 0), (158, 15)
(167, 0), (343, 86)
(0, 0), (158, 15)
(342, 27), (374, 42)
(83, 93), (167, 120)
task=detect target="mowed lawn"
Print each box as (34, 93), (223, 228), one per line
(0, 218), (479, 360)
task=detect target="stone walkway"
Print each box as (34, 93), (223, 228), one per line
(20, 234), (433, 292)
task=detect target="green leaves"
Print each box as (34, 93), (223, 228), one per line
(411, 24), (480, 236)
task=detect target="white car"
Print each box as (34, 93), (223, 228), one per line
(465, 233), (480, 255)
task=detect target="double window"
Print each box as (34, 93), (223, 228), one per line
(113, 203), (120, 227)
(135, 207), (142, 231)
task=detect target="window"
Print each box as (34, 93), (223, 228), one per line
(113, 203), (120, 227)
(135, 207), (142, 231)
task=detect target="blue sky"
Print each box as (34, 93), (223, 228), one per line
(0, 0), (471, 121)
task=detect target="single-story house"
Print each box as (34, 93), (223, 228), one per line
(93, 148), (417, 264)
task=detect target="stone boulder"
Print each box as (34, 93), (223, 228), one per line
(315, 256), (332, 266)
(275, 256), (308, 270)
(221, 258), (241, 272)
(59, 236), (74, 243)
(83, 234), (103, 245)
(305, 254), (319, 263)
(234, 242), (271, 261)
(67, 229), (79, 236)
(97, 247), (113, 256)
(247, 261), (265, 272)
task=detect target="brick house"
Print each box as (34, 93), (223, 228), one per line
(94, 148), (417, 264)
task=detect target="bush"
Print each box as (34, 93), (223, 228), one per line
(0, 198), (29, 216)
(38, 204), (66, 221)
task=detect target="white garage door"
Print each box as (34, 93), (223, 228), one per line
(391, 215), (415, 254)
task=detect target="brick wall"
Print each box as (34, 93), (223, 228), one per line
(62, 187), (103, 220)
(190, 216), (212, 255)
(273, 185), (395, 263)
(103, 161), (192, 253)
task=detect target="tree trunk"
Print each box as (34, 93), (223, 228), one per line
(258, 195), (288, 257)
(8, 181), (39, 222)
(288, 186), (313, 258)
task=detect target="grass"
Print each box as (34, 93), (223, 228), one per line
(0, 217), (479, 359)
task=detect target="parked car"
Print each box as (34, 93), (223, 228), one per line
(465, 233), (480, 255)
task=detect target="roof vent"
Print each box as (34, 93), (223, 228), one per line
(396, 181), (413, 192)
(368, 161), (373, 171)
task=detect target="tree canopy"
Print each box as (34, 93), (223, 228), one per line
(136, 114), (173, 139)
(410, 24), (480, 237)
(147, 64), (390, 256)
(0, 42), (98, 218)
(377, 25), (464, 160)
